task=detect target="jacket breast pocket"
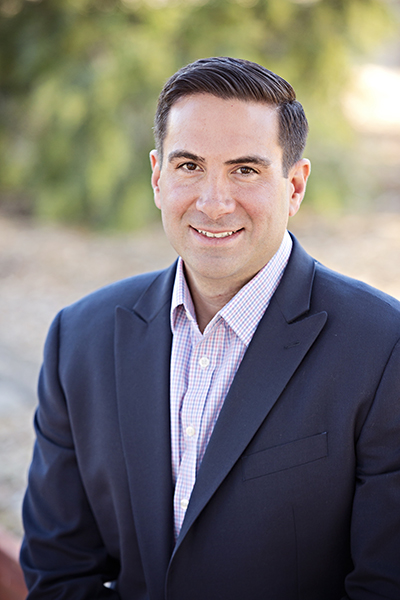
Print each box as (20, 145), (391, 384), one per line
(242, 432), (328, 481)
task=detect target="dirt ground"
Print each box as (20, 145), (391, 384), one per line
(1, 210), (400, 538)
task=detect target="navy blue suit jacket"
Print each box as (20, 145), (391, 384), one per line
(21, 236), (400, 599)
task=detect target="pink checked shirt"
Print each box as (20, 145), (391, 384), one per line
(170, 230), (292, 538)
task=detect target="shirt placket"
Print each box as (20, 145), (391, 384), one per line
(173, 332), (215, 538)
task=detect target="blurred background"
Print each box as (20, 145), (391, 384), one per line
(0, 0), (400, 539)
(2, 0), (400, 225)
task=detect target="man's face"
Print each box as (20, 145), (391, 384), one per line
(150, 94), (310, 296)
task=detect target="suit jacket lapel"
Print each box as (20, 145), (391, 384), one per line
(114, 264), (177, 595)
(175, 237), (328, 548)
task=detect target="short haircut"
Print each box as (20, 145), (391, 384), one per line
(153, 56), (308, 177)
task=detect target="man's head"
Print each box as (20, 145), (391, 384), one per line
(150, 58), (311, 311)
(154, 56), (308, 177)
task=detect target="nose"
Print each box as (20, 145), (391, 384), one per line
(195, 174), (235, 221)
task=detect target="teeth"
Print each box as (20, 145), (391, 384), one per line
(196, 229), (236, 238)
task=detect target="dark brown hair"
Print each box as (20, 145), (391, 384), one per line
(154, 57), (308, 177)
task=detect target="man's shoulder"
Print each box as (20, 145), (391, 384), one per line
(58, 262), (177, 328)
(285, 235), (400, 327)
(315, 260), (400, 308)
(313, 260), (400, 332)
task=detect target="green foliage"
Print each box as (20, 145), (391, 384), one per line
(0, 0), (396, 227)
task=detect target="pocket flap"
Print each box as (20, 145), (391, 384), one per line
(242, 432), (328, 481)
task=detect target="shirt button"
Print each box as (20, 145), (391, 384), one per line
(185, 425), (196, 437)
(180, 498), (189, 510)
(199, 356), (210, 368)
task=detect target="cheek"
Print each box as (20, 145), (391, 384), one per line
(248, 183), (289, 218)
(159, 181), (196, 216)
(238, 193), (274, 223)
(235, 180), (275, 211)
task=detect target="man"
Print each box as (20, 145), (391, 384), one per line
(21, 57), (400, 599)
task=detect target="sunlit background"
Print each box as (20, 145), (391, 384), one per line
(1, 0), (400, 227)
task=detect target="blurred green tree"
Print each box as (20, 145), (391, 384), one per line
(0, 0), (396, 228)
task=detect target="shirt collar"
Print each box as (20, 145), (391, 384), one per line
(171, 230), (292, 345)
(171, 258), (198, 329)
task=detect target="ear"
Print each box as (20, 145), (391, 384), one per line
(149, 150), (162, 209)
(287, 158), (311, 217)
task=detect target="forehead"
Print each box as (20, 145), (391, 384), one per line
(164, 94), (281, 158)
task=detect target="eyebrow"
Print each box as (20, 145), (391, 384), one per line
(167, 150), (206, 165)
(224, 155), (272, 168)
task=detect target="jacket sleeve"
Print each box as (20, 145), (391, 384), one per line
(343, 339), (400, 599)
(20, 311), (121, 599)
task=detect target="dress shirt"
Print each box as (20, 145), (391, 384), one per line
(170, 230), (292, 538)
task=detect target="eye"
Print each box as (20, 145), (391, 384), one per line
(235, 166), (257, 175)
(180, 162), (199, 171)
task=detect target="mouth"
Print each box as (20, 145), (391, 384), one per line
(193, 227), (241, 239)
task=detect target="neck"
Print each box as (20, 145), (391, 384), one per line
(191, 289), (234, 333)
(184, 270), (247, 333)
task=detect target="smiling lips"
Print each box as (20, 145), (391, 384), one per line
(194, 227), (241, 239)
